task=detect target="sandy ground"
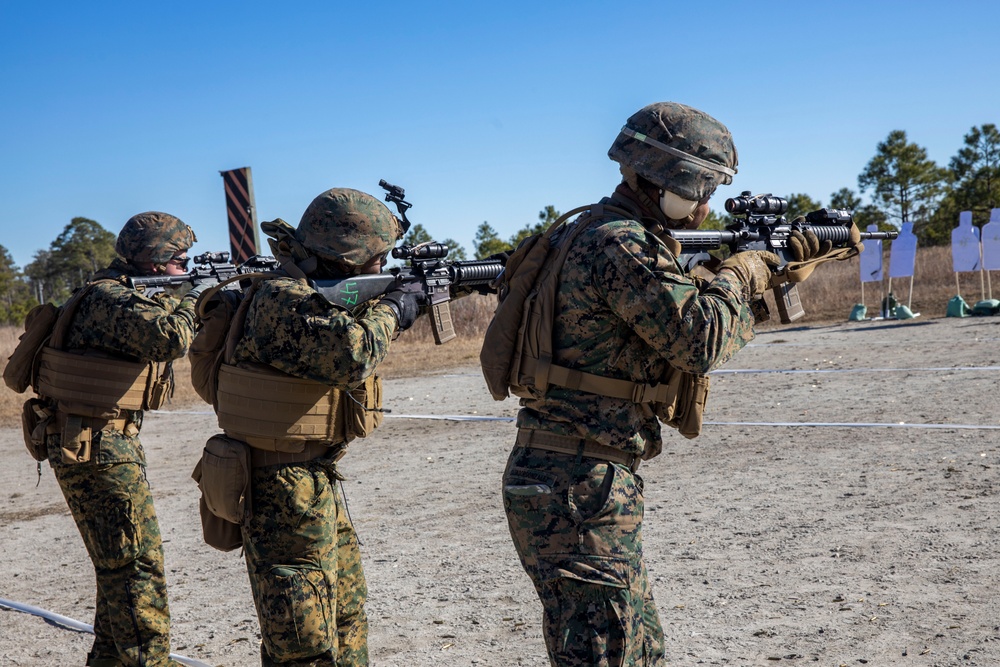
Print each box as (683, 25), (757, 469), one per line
(2, 315), (1000, 666)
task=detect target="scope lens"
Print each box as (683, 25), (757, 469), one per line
(725, 198), (749, 214)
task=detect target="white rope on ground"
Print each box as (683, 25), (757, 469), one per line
(702, 421), (1000, 430)
(387, 414), (515, 421)
(376, 414), (1000, 430)
(162, 412), (1000, 430)
(712, 365), (1000, 375)
(0, 598), (213, 667)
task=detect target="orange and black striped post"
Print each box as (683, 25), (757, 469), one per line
(220, 167), (260, 263)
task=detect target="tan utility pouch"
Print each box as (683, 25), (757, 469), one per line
(342, 374), (383, 443)
(59, 414), (93, 464)
(193, 434), (251, 524)
(192, 434), (250, 552)
(197, 496), (242, 552)
(654, 371), (711, 439)
(20, 398), (52, 462)
(144, 363), (173, 410)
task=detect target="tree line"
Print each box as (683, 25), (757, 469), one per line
(0, 217), (115, 325)
(2, 123), (996, 326)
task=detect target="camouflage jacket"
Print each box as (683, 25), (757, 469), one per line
(54, 259), (197, 464)
(64, 258), (197, 363)
(230, 276), (397, 388)
(517, 196), (757, 457)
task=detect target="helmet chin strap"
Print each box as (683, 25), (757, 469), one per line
(619, 165), (671, 230)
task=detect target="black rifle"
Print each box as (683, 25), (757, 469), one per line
(667, 191), (898, 323)
(127, 252), (280, 295)
(311, 242), (502, 344)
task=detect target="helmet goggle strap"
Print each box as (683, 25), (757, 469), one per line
(619, 126), (737, 178)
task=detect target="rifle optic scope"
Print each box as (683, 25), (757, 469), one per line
(193, 251), (231, 264)
(725, 192), (788, 216)
(392, 243), (449, 261)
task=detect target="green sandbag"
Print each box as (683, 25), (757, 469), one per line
(972, 299), (1000, 316)
(946, 295), (970, 318)
(848, 304), (867, 321)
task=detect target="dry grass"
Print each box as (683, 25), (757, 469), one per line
(2, 248), (996, 427)
(786, 244), (992, 324)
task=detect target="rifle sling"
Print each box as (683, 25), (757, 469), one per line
(781, 245), (859, 283)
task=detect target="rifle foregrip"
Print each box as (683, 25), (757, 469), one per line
(430, 301), (457, 344)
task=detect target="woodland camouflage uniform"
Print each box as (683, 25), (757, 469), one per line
(222, 188), (403, 666)
(502, 103), (757, 666)
(47, 213), (197, 667)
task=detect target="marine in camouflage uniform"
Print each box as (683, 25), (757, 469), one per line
(220, 188), (418, 666)
(502, 103), (829, 666)
(45, 213), (200, 667)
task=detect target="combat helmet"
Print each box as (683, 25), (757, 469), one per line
(608, 102), (738, 202)
(294, 188), (402, 271)
(115, 212), (196, 265)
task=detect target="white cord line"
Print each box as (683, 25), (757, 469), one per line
(702, 421), (1000, 430)
(712, 365), (1000, 375)
(382, 414), (1000, 429)
(0, 598), (213, 667)
(164, 412), (1000, 429)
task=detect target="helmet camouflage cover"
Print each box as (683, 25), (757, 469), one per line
(295, 188), (402, 269)
(115, 212), (196, 264)
(608, 102), (738, 201)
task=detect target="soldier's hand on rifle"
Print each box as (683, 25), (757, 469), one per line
(787, 224), (833, 263)
(783, 218), (862, 283)
(380, 289), (421, 331)
(183, 277), (218, 302)
(719, 251), (782, 299)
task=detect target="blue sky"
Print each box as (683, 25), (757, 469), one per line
(1, 1), (996, 269)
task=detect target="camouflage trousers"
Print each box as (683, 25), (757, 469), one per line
(242, 458), (368, 666)
(502, 446), (665, 667)
(47, 434), (178, 667)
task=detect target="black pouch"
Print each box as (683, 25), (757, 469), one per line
(20, 398), (51, 462)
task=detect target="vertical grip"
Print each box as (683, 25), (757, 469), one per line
(772, 283), (805, 324)
(430, 301), (457, 344)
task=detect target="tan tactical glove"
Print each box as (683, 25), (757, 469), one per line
(788, 226), (832, 262)
(783, 218), (864, 283)
(719, 251), (781, 299)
